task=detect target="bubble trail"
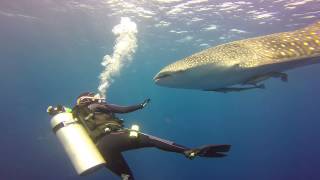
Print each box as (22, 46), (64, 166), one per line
(98, 17), (138, 99)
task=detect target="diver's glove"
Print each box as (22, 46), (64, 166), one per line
(184, 149), (199, 160)
(141, 98), (151, 108)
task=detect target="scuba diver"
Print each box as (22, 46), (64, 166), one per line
(48, 92), (231, 180)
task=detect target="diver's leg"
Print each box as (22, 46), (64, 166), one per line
(98, 131), (189, 153)
(97, 133), (135, 180)
(136, 134), (232, 159)
(138, 133), (188, 153)
(97, 131), (231, 161)
(104, 151), (134, 180)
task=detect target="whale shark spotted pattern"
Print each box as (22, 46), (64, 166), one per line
(240, 21), (320, 68)
(154, 21), (320, 92)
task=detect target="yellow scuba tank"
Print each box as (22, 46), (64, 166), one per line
(50, 112), (106, 176)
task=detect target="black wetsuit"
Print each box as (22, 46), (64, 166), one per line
(74, 102), (188, 180)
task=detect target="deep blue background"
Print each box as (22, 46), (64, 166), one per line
(1, 1), (320, 180)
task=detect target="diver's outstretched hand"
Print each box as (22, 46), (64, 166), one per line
(141, 98), (151, 108)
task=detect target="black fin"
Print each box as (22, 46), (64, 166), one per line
(198, 145), (231, 157)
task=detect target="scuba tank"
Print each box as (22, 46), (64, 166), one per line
(50, 108), (106, 176)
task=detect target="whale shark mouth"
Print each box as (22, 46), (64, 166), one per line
(154, 69), (189, 83)
(154, 73), (172, 82)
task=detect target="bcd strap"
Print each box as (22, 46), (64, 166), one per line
(52, 122), (65, 134)
(52, 118), (79, 134)
(72, 105), (97, 141)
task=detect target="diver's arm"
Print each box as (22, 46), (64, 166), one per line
(106, 103), (143, 113)
(90, 99), (150, 114)
(106, 98), (150, 113)
(89, 103), (142, 114)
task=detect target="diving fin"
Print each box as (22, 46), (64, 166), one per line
(197, 144), (231, 158)
(184, 144), (231, 159)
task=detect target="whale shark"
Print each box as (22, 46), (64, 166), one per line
(154, 21), (320, 92)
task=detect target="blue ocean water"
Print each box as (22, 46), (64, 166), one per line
(1, 1), (320, 180)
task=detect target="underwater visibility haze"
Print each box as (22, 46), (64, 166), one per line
(1, 0), (320, 180)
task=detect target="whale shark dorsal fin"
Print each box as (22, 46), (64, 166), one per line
(296, 21), (320, 37)
(301, 21), (320, 31)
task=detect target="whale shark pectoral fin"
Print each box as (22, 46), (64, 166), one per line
(245, 74), (271, 85)
(232, 63), (241, 69)
(203, 89), (225, 93)
(203, 89), (229, 93)
(204, 84), (265, 93)
(270, 72), (288, 82)
(245, 72), (288, 85)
